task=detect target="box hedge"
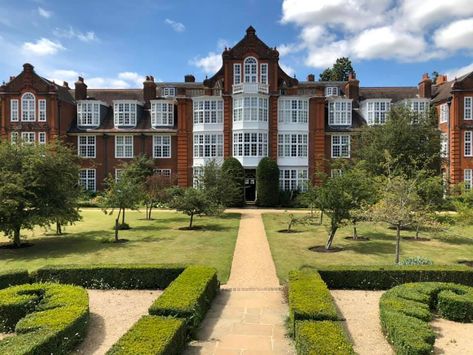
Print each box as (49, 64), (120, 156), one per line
(295, 321), (355, 355)
(34, 264), (185, 289)
(0, 282), (89, 355)
(149, 265), (219, 332)
(316, 265), (473, 290)
(106, 315), (186, 355)
(380, 282), (473, 354)
(0, 269), (30, 290)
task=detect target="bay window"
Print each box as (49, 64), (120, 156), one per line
(328, 100), (352, 126)
(233, 96), (268, 122)
(193, 133), (223, 158)
(193, 99), (223, 124)
(278, 98), (308, 124)
(233, 132), (268, 157)
(278, 133), (308, 158)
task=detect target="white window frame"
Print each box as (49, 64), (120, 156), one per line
(465, 131), (473, 157)
(154, 169), (172, 177)
(440, 132), (449, 158)
(38, 99), (46, 122)
(233, 96), (268, 122)
(278, 98), (309, 124)
(79, 169), (96, 192)
(465, 169), (472, 190)
(162, 87), (176, 97)
(10, 132), (18, 144)
(244, 57), (258, 83)
(193, 133), (224, 158)
(328, 100), (352, 126)
(115, 169), (124, 182)
(233, 63), (241, 85)
(38, 132), (46, 144)
(115, 135), (134, 158)
(113, 101), (137, 127)
(21, 132), (35, 144)
(331, 135), (350, 158)
(331, 169), (343, 178)
(10, 99), (19, 122)
(279, 168), (308, 192)
(366, 100), (390, 125)
(21, 92), (36, 121)
(465, 97), (473, 120)
(325, 87), (339, 97)
(153, 135), (171, 158)
(278, 133), (308, 158)
(77, 101), (101, 127)
(260, 63), (268, 84)
(233, 131), (268, 157)
(440, 103), (449, 124)
(151, 101), (174, 126)
(193, 99), (224, 124)
(78, 135), (96, 158)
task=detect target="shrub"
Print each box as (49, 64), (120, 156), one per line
(0, 282), (89, 355)
(0, 269), (30, 290)
(380, 282), (473, 354)
(33, 264), (185, 289)
(288, 270), (339, 332)
(256, 158), (279, 207)
(399, 257), (434, 266)
(315, 265), (473, 290)
(295, 320), (355, 355)
(221, 157), (245, 207)
(106, 315), (186, 355)
(149, 265), (219, 332)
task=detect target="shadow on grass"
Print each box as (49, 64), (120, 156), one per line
(435, 235), (473, 245)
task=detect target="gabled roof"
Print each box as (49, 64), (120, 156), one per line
(71, 89), (144, 105)
(432, 71), (473, 104)
(359, 87), (419, 103)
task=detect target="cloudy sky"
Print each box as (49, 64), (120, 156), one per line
(1, 0), (473, 88)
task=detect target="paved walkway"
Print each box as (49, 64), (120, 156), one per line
(186, 209), (295, 354)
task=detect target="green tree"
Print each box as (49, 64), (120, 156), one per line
(319, 57), (355, 81)
(143, 173), (175, 220)
(221, 158), (245, 207)
(169, 188), (223, 229)
(256, 158), (280, 207)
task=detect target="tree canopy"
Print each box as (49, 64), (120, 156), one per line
(319, 57), (355, 81)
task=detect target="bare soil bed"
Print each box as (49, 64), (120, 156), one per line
(331, 290), (473, 355)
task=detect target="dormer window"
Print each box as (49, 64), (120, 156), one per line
(77, 101), (101, 127)
(244, 57), (258, 83)
(365, 100), (391, 125)
(325, 87), (339, 97)
(328, 99), (352, 126)
(151, 101), (174, 127)
(113, 101), (137, 127)
(162, 87), (176, 97)
(407, 99), (429, 114)
(21, 92), (36, 121)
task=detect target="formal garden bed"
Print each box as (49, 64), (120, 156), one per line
(0, 264), (220, 355)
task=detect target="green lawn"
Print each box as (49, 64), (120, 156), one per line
(263, 212), (473, 282)
(0, 209), (240, 283)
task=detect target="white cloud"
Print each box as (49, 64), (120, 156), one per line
(22, 38), (64, 56)
(190, 52), (221, 74)
(445, 62), (473, 79)
(118, 72), (145, 87)
(305, 40), (349, 68)
(38, 7), (52, 18)
(48, 69), (79, 84)
(434, 18), (473, 51)
(47, 69), (145, 88)
(53, 27), (98, 42)
(164, 19), (185, 33)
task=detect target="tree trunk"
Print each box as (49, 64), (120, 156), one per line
(56, 222), (62, 235)
(395, 225), (401, 264)
(148, 206), (153, 220)
(114, 218), (119, 242)
(353, 223), (358, 240)
(319, 211), (324, 225)
(189, 213), (194, 229)
(121, 208), (126, 225)
(415, 225), (420, 240)
(325, 226), (338, 250)
(287, 219), (293, 232)
(145, 205), (149, 220)
(13, 227), (21, 248)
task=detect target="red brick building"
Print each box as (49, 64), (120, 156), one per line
(1, 27), (472, 199)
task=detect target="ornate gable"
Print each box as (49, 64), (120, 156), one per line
(0, 63), (55, 94)
(223, 26), (279, 61)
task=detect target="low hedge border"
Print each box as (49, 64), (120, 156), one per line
(295, 321), (355, 355)
(0, 282), (89, 355)
(149, 265), (219, 332)
(0, 270), (30, 290)
(33, 264), (185, 289)
(380, 282), (473, 355)
(106, 315), (186, 355)
(314, 265), (473, 290)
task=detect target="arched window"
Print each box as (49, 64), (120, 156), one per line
(244, 57), (258, 83)
(21, 92), (36, 121)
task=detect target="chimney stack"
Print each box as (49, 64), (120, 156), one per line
(63, 81), (69, 89)
(143, 75), (157, 102)
(418, 73), (432, 98)
(74, 76), (87, 100)
(435, 75), (448, 86)
(185, 74), (195, 83)
(344, 72), (359, 104)
(307, 74), (315, 82)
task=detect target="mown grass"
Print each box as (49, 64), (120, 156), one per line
(263, 212), (473, 282)
(0, 209), (240, 283)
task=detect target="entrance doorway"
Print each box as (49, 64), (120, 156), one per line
(244, 169), (256, 202)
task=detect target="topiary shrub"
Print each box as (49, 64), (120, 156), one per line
(221, 157), (245, 207)
(256, 157), (280, 207)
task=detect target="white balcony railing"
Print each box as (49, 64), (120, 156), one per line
(232, 83), (269, 95)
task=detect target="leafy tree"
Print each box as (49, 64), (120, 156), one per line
(121, 155), (154, 183)
(169, 188), (223, 229)
(256, 158), (280, 207)
(221, 158), (245, 207)
(143, 173), (175, 220)
(452, 184), (473, 224)
(319, 57), (355, 81)
(355, 106), (441, 179)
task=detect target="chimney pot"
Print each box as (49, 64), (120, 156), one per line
(74, 77), (87, 100)
(349, 72), (357, 80)
(307, 74), (315, 82)
(185, 74), (195, 83)
(143, 75), (157, 102)
(418, 73), (432, 98)
(63, 81), (69, 89)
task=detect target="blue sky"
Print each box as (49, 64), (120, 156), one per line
(1, 0), (473, 88)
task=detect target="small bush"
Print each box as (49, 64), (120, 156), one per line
(0, 282), (89, 355)
(34, 264), (185, 289)
(106, 315), (186, 355)
(256, 158), (280, 207)
(295, 320), (355, 355)
(149, 265), (219, 332)
(0, 270), (30, 290)
(399, 257), (434, 266)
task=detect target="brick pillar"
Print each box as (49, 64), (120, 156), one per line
(223, 95), (233, 158)
(268, 95), (279, 160)
(309, 96), (326, 184)
(450, 95), (462, 184)
(177, 98), (191, 187)
(49, 96), (58, 140)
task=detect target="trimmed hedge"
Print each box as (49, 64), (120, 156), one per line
(256, 157), (280, 207)
(288, 270), (339, 331)
(106, 315), (186, 355)
(34, 264), (185, 289)
(149, 265), (219, 332)
(0, 269), (30, 290)
(295, 321), (355, 355)
(380, 282), (473, 354)
(316, 265), (473, 290)
(0, 282), (89, 355)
